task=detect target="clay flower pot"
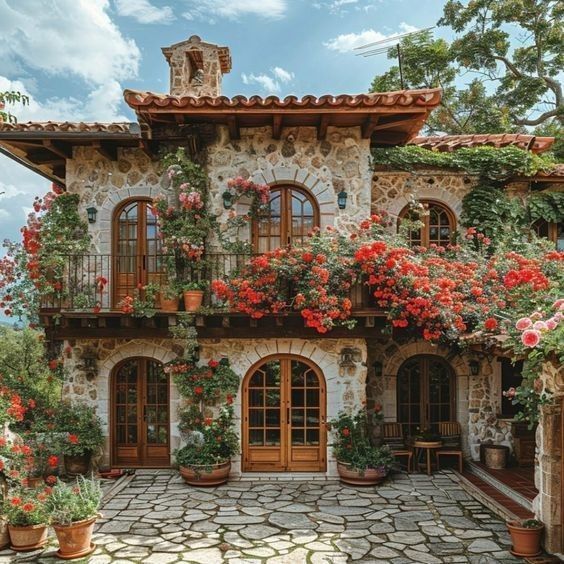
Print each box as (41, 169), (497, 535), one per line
(183, 290), (204, 312)
(336, 461), (388, 486)
(179, 460), (231, 486)
(53, 515), (99, 560)
(64, 453), (91, 476)
(8, 523), (49, 552)
(507, 520), (544, 557)
(160, 295), (180, 312)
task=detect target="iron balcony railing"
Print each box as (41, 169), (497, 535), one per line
(39, 253), (376, 313)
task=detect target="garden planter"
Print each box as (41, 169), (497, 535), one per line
(64, 453), (91, 476)
(183, 290), (204, 312)
(8, 523), (49, 551)
(507, 520), (544, 557)
(160, 295), (179, 312)
(0, 517), (9, 550)
(484, 444), (509, 469)
(179, 461), (231, 486)
(336, 461), (388, 486)
(53, 515), (99, 560)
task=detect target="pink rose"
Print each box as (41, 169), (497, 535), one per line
(533, 320), (547, 331)
(503, 387), (516, 399)
(515, 317), (532, 331)
(553, 299), (564, 311)
(521, 329), (541, 348)
(545, 319), (557, 330)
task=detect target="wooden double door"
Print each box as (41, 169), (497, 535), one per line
(111, 358), (170, 467)
(243, 356), (326, 472)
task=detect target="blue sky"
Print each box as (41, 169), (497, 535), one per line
(0, 0), (449, 247)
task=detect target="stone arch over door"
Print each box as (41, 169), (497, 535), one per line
(235, 165), (336, 231)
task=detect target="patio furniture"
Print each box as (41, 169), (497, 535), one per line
(413, 439), (443, 475)
(382, 423), (413, 473)
(436, 421), (463, 473)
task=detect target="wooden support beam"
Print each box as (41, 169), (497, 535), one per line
(43, 140), (72, 159)
(227, 116), (240, 140)
(361, 116), (380, 139)
(139, 139), (159, 161)
(370, 117), (418, 132)
(365, 316), (375, 328)
(174, 114), (185, 124)
(272, 115), (282, 140)
(93, 141), (118, 161)
(98, 318), (107, 328)
(317, 115), (330, 140)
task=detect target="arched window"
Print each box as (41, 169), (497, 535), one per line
(252, 185), (319, 252)
(112, 198), (164, 306)
(532, 219), (564, 250)
(399, 201), (456, 247)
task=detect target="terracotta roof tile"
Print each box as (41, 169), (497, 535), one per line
(0, 121), (138, 134)
(409, 134), (554, 154)
(123, 88), (442, 112)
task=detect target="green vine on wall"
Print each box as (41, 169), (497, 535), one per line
(372, 145), (556, 181)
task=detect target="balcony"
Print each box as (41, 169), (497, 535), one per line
(39, 254), (385, 339)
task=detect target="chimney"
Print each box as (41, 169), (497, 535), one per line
(161, 35), (231, 97)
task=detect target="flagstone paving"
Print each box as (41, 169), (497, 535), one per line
(0, 469), (524, 563)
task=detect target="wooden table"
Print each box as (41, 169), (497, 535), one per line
(413, 441), (443, 475)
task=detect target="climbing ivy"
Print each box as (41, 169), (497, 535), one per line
(372, 145), (556, 181)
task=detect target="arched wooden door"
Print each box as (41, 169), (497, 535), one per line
(111, 358), (170, 467)
(242, 356), (326, 472)
(253, 186), (319, 252)
(397, 355), (455, 437)
(113, 199), (165, 307)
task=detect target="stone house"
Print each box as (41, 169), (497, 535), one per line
(0, 35), (562, 551)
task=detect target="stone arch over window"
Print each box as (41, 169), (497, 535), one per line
(398, 200), (457, 247)
(235, 166), (336, 232)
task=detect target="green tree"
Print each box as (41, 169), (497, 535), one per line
(369, 32), (515, 135)
(441, 0), (563, 128)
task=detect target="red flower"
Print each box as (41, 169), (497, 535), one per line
(208, 359), (219, 369)
(47, 455), (59, 468)
(484, 318), (498, 331)
(194, 386), (204, 395)
(204, 417), (213, 426)
(22, 503), (35, 513)
(226, 394), (234, 405)
(342, 428), (350, 437)
(10, 497), (21, 507)
(45, 475), (57, 486)
(68, 434), (79, 444)
(48, 359), (59, 370)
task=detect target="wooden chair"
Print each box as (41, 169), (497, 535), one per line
(436, 421), (463, 473)
(382, 422), (413, 473)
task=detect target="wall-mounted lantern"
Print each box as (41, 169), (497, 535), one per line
(339, 347), (362, 369)
(337, 190), (348, 210)
(373, 360), (383, 378)
(222, 190), (235, 209)
(469, 359), (480, 376)
(86, 206), (98, 224)
(191, 344), (201, 363)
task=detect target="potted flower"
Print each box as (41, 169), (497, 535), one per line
(159, 282), (180, 312)
(175, 403), (239, 486)
(3, 489), (49, 551)
(55, 402), (104, 475)
(46, 475), (102, 559)
(506, 518), (544, 557)
(182, 281), (207, 312)
(331, 408), (395, 486)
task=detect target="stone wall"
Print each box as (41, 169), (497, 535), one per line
(62, 336), (367, 477)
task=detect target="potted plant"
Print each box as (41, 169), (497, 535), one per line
(46, 475), (102, 559)
(182, 281), (207, 312)
(55, 402), (104, 475)
(3, 489), (49, 551)
(331, 408), (395, 486)
(506, 518), (544, 557)
(175, 403), (239, 486)
(159, 282), (180, 312)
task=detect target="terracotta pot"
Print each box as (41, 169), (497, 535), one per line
(507, 520), (544, 557)
(484, 444), (509, 470)
(8, 523), (49, 552)
(53, 515), (98, 560)
(64, 453), (91, 476)
(160, 295), (180, 312)
(179, 461), (231, 486)
(336, 461), (388, 486)
(183, 290), (204, 312)
(0, 517), (9, 550)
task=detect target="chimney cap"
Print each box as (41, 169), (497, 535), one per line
(161, 36), (231, 74)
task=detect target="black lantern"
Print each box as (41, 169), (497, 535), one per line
(191, 344), (201, 363)
(469, 359), (480, 376)
(337, 190), (348, 210)
(222, 190), (235, 209)
(372, 360), (383, 378)
(86, 206), (98, 224)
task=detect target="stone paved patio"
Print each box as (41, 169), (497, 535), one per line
(0, 469), (524, 563)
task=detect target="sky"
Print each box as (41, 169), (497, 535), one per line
(0, 0), (449, 247)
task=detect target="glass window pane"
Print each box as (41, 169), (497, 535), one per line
(306, 409), (319, 426)
(249, 390), (264, 407)
(291, 389), (304, 407)
(291, 429), (304, 445)
(265, 390), (280, 407)
(265, 409), (280, 428)
(306, 429), (319, 446)
(249, 429), (263, 446)
(291, 409), (305, 426)
(249, 409), (264, 426)
(249, 372), (264, 387)
(265, 430), (280, 446)
(306, 389), (319, 407)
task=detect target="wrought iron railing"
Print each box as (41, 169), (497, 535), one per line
(39, 253), (375, 313)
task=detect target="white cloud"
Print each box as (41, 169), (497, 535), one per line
(241, 66), (294, 94)
(323, 23), (420, 53)
(182, 0), (287, 22)
(0, 0), (140, 86)
(114, 0), (175, 24)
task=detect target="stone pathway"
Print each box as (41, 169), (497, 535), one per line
(0, 470), (524, 563)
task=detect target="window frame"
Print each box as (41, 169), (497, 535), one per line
(398, 200), (457, 248)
